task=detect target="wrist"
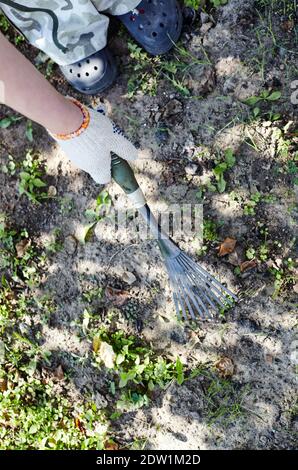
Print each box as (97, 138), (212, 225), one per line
(48, 97), (88, 138)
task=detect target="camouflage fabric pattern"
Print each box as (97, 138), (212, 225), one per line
(0, 0), (140, 65)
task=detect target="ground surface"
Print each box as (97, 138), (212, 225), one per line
(0, 0), (297, 450)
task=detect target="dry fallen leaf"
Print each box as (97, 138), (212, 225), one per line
(105, 286), (129, 307)
(0, 378), (7, 392)
(293, 283), (298, 294)
(281, 19), (294, 32)
(215, 357), (234, 378)
(240, 259), (257, 272)
(99, 341), (115, 369)
(74, 417), (85, 433)
(218, 237), (237, 257)
(15, 239), (31, 258)
(104, 441), (120, 450)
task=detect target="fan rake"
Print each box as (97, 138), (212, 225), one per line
(111, 154), (237, 321)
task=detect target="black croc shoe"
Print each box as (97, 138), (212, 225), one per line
(60, 47), (117, 95)
(117, 0), (182, 56)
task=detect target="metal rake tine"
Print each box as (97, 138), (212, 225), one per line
(172, 291), (182, 321)
(181, 257), (230, 310)
(179, 251), (237, 301)
(178, 271), (208, 320)
(166, 258), (189, 321)
(165, 259), (182, 321)
(174, 266), (201, 321)
(175, 256), (212, 318)
(178, 257), (216, 317)
(168, 258), (193, 321)
(178, 254), (217, 308)
(179, 256), (226, 311)
(180, 252), (237, 305)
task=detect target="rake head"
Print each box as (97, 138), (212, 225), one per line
(137, 204), (238, 321)
(110, 155), (237, 321)
(163, 249), (237, 321)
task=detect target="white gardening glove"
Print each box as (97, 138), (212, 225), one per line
(50, 99), (139, 184)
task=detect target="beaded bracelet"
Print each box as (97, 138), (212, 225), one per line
(51, 98), (90, 141)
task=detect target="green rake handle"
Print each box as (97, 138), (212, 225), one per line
(111, 153), (139, 195)
(111, 154), (180, 259)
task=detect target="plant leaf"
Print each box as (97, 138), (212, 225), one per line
(267, 91), (281, 101)
(32, 177), (46, 188)
(244, 96), (261, 106)
(216, 174), (226, 193)
(93, 334), (101, 353)
(175, 357), (184, 385)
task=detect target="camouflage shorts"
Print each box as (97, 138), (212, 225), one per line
(0, 0), (140, 65)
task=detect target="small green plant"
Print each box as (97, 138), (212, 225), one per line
(43, 228), (63, 254)
(80, 190), (112, 243)
(270, 257), (297, 299)
(287, 154), (298, 185)
(0, 13), (10, 33)
(204, 372), (248, 425)
(210, 0), (228, 7)
(85, 190), (112, 222)
(89, 329), (186, 413)
(184, 0), (202, 8)
(0, 115), (22, 129)
(244, 89), (282, 107)
(243, 192), (261, 216)
(197, 218), (223, 256)
(0, 217), (44, 287)
(203, 218), (220, 242)
(93, 329), (185, 389)
(246, 247), (256, 260)
(258, 243), (269, 262)
(25, 120), (33, 142)
(1, 155), (17, 176)
(126, 41), (209, 99)
(59, 196), (75, 215)
(212, 148), (236, 193)
(19, 151), (47, 203)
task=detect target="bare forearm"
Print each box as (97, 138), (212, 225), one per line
(0, 32), (82, 134)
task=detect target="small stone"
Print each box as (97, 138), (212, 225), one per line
(48, 185), (57, 197)
(64, 235), (77, 255)
(215, 357), (234, 378)
(122, 271), (137, 285)
(200, 22), (213, 35)
(185, 163), (198, 175)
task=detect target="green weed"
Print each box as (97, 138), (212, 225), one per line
(126, 41), (209, 99)
(212, 148), (236, 193)
(19, 151), (47, 204)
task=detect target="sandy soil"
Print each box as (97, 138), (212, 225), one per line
(0, 0), (297, 449)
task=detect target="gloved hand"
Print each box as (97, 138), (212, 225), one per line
(50, 99), (139, 184)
